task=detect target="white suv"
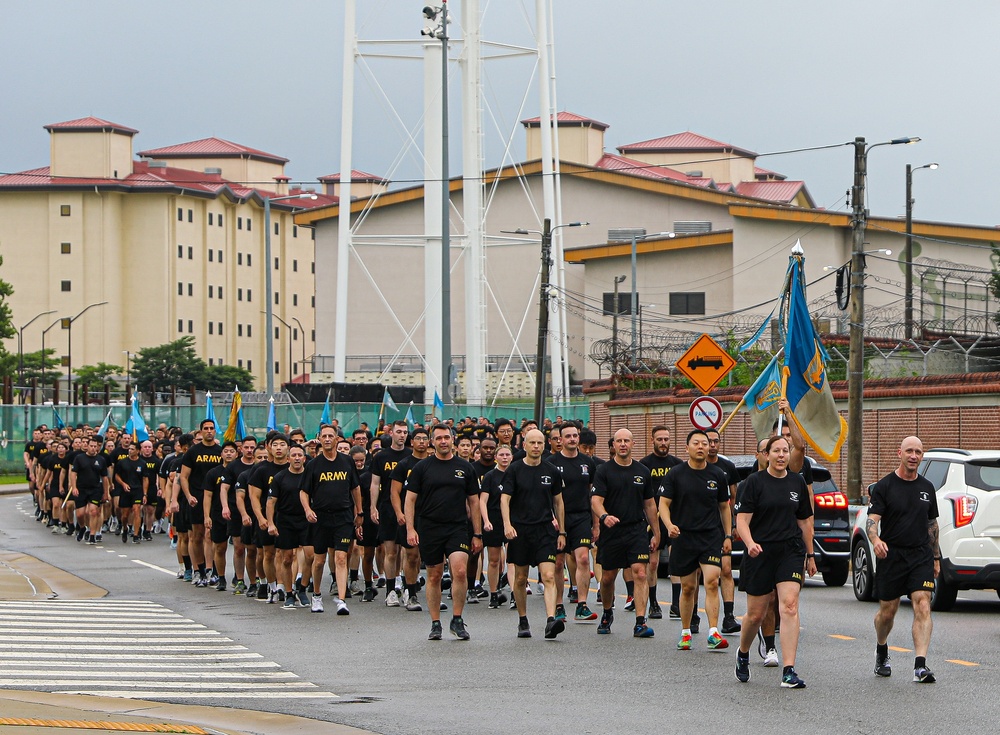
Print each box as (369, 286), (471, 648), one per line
(852, 448), (1000, 610)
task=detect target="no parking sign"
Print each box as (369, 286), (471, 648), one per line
(689, 396), (723, 430)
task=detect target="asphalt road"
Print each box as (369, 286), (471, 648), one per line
(2, 492), (999, 735)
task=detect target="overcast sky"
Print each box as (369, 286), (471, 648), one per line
(3, 1), (997, 229)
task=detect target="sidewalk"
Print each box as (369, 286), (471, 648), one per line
(0, 482), (29, 496)
(0, 554), (375, 735)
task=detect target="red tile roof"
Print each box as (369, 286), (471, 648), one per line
(521, 111), (610, 131)
(317, 169), (388, 184)
(138, 137), (289, 164)
(754, 166), (786, 181)
(617, 131), (756, 158)
(733, 180), (813, 206)
(43, 117), (138, 135)
(594, 153), (695, 183)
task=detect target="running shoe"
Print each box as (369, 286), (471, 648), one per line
(132, 535), (141, 544)
(439, 601), (448, 611)
(763, 648), (780, 667)
(375, 576), (386, 588)
(385, 590), (400, 607)
(575, 603), (598, 621)
(336, 598), (350, 616)
(67, 525), (77, 537)
(197, 575), (210, 589)
(677, 632), (692, 650)
(282, 597), (298, 610)
(722, 614), (742, 635)
(121, 526), (129, 543)
(176, 568), (185, 580)
(215, 578), (227, 592)
(735, 652), (751, 683)
(428, 621), (443, 640)
(913, 666), (936, 683)
(191, 571), (202, 586)
(648, 600), (663, 620)
(781, 668), (806, 689)
(499, 572), (508, 590)
(246, 582), (258, 598)
(474, 585), (489, 599)
(362, 587), (377, 603)
(208, 573), (220, 586)
(450, 617), (470, 640)
(466, 590), (479, 604)
(256, 584), (268, 601)
(597, 609), (614, 635)
(94, 534), (102, 544)
(297, 588), (309, 607)
(142, 529), (152, 541)
(517, 619), (532, 638)
(311, 594), (324, 613)
(509, 597), (517, 611)
(405, 594), (423, 612)
(669, 604), (680, 619)
(488, 593), (501, 609)
(875, 651), (892, 677)
(536, 582), (544, 595)
(554, 604), (567, 622)
(76, 527), (85, 542)
(169, 537), (178, 549)
(568, 586), (579, 604)
(544, 618), (565, 640)
(349, 579), (363, 596)
(633, 622), (654, 638)
(525, 583), (532, 596)
(233, 581), (247, 596)
(690, 612), (700, 635)
(623, 595), (635, 612)
(86, 537), (97, 545)
(707, 632), (729, 650)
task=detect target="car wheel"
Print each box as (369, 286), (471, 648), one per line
(852, 541), (875, 601)
(822, 560), (849, 587)
(930, 578), (957, 612)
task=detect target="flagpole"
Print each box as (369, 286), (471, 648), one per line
(716, 397), (745, 434)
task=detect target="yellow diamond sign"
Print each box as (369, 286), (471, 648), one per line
(676, 334), (736, 394)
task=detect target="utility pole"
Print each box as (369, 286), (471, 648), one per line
(533, 218), (553, 423)
(612, 275), (626, 380)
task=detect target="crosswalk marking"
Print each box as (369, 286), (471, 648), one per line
(0, 599), (338, 701)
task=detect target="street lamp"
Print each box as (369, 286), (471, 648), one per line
(269, 312), (295, 386)
(291, 316), (307, 378)
(846, 136), (919, 501)
(66, 301), (108, 403)
(263, 192), (317, 395)
(905, 162), (939, 340)
(123, 350), (132, 401)
(40, 316), (63, 393)
(501, 219), (589, 421)
(18, 309), (55, 388)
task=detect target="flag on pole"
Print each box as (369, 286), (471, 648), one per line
(266, 396), (277, 432)
(404, 402), (415, 430)
(97, 408), (112, 438)
(433, 390), (445, 413)
(124, 394), (149, 443)
(205, 391), (219, 429)
(319, 390), (331, 431)
(742, 353), (783, 441)
(223, 385), (247, 442)
(782, 253), (847, 462)
(382, 388), (398, 413)
(52, 407), (66, 431)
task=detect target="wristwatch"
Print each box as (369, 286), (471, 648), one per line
(599, 513), (609, 525)
(806, 554), (815, 559)
(725, 535), (733, 540)
(473, 533), (483, 539)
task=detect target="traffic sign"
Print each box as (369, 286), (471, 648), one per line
(689, 396), (723, 430)
(675, 333), (736, 394)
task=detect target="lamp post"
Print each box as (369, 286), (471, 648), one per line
(421, 2), (453, 404)
(270, 313), (295, 386)
(66, 301), (108, 404)
(18, 310), (55, 388)
(847, 136), (920, 501)
(40, 316), (63, 395)
(904, 162), (939, 341)
(123, 350), (132, 402)
(501, 219), (589, 421)
(291, 316), (307, 378)
(263, 192), (317, 396)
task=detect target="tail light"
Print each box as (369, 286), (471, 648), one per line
(815, 491), (848, 510)
(947, 494), (978, 528)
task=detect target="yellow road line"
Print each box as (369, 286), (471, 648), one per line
(0, 718), (207, 733)
(947, 659), (980, 667)
(828, 634), (855, 640)
(889, 646), (912, 653)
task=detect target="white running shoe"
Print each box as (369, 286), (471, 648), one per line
(311, 594), (324, 613)
(763, 648), (780, 667)
(336, 598), (350, 616)
(385, 590), (400, 607)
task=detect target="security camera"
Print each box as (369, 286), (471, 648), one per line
(422, 6), (438, 20)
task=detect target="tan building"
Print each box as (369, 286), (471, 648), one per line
(0, 117), (331, 391)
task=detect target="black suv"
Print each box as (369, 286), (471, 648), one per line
(728, 455), (852, 587)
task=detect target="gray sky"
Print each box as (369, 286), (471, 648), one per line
(2, 1), (997, 228)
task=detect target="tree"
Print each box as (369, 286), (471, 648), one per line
(131, 337), (206, 393)
(0, 255), (16, 343)
(76, 362), (123, 389)
(21, 349), (60, 383)
(203, 364), (255, 392)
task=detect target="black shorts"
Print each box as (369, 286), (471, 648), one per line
(669, 529), (724, 578)
(596, 522), (650, 570)
(210, 515), (230, 545)
(507, 522), (558, 567)
(77, 488), (103, 507)
(648, 519), (670, 551)
(482, 525), (506, 549)
(227, 516), (245, 538)
(876, 545), (935, 601)
(255, 525), (276, 547)
(274, 516), (309, 550)
(418, 519), (471, 567)
(172, 502), (193, 534)
(46, 485), (63, 501)
(359, 515), (380, 548)
(377, 506), (403, 543)
(309, 516), (354, 555)
(563, 512), (594, 551)
(240, 523), (256, 547)
(738, 537), (807, 596)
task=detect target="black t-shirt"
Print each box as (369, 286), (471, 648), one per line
(659, 462), (730, 532)
(301, 453), (360, 517)
(224, 459), (255, 509)
(110, 447), (130, 468)
(868, 472), (938, 548)
(799, 456), (814, 486)
(357, 467), (373, 512)
(269, 467), (307, 520)
(640, 452), (682, 492)
(709, 456), (740, 490)
(500, 459), (562, 526)
(43, 453), (69, 492)
(33, 442), (50, 464)
(71, 453), (110, 491)
(470, 460), (496, 483)
(247, 461), (287, 508)
(480, 466), (505, 529)
(593, 459), (654, 525)
(370, 447), (410, 511)
(734, 470), (813, 544)
(203, 464), (228, 516)
(546, 452), (596, 516)
(181, 443), (224, 494)
(404, 455), (478, 525)
(24, 441), (39, 465)
(116, 457), (146, 493)
(141, 456), (163, 482)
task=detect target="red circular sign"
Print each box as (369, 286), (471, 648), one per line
(689, 396), (723, 430)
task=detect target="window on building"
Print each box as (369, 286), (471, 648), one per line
(177, 208), (183, 221)
(218, 214), (223, 227)
(311, 329), (315, 342)
(247, 360), (252, 372)
(187, 209), (193, 223)
(60, 204), (72, 216)
(238, 324), (243, 337)
(209, 323), (214, 335)
(246, 218), (251, 231)
(218, 322), (223, 335)
(292, 328), (298, 340)
(668, 292), (706, 315)
(293, 363), (298, 375)
(274, 222), (279, 236)
(274, 361), (280, 375)
(187, 283), (193, 296)
(238, 288), (243, 301)
(274, 292), (279, 305)
(274, 327), (280, 340)
(602, 293), (633, 316)
(208, 250), (214, 262)
(311, 262), (315, 274)
(218, 286), (223, 299)
(238, 252), (243, 266)
(218, 250), (223, 262)
(188, 246), (193, 260)
(293, 226), (298, 238)
(208, 286), (214, 298)
(238, 359), (243, 368)
(60, 242), (71, 254)
(208, 213), (214, 226)
(274, 257), (279, 270)
(311, 296), (315, 307)
(247, 289), (252, 302)
(238, 217), (243, 230)
(178, 319), (183, 333)
(247, 254), (252, 267)
(178, 282), (183, 296)
(311, 229), (315, 240)
(188, 320), (193, 333)
(247, 325), (252, 338)
(293, 294), (298, 306)
(60, 280), (71, 292)
(293, 259), (298, 272)
(178, 245), (183, 258)
(209, 358), (214, 366)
